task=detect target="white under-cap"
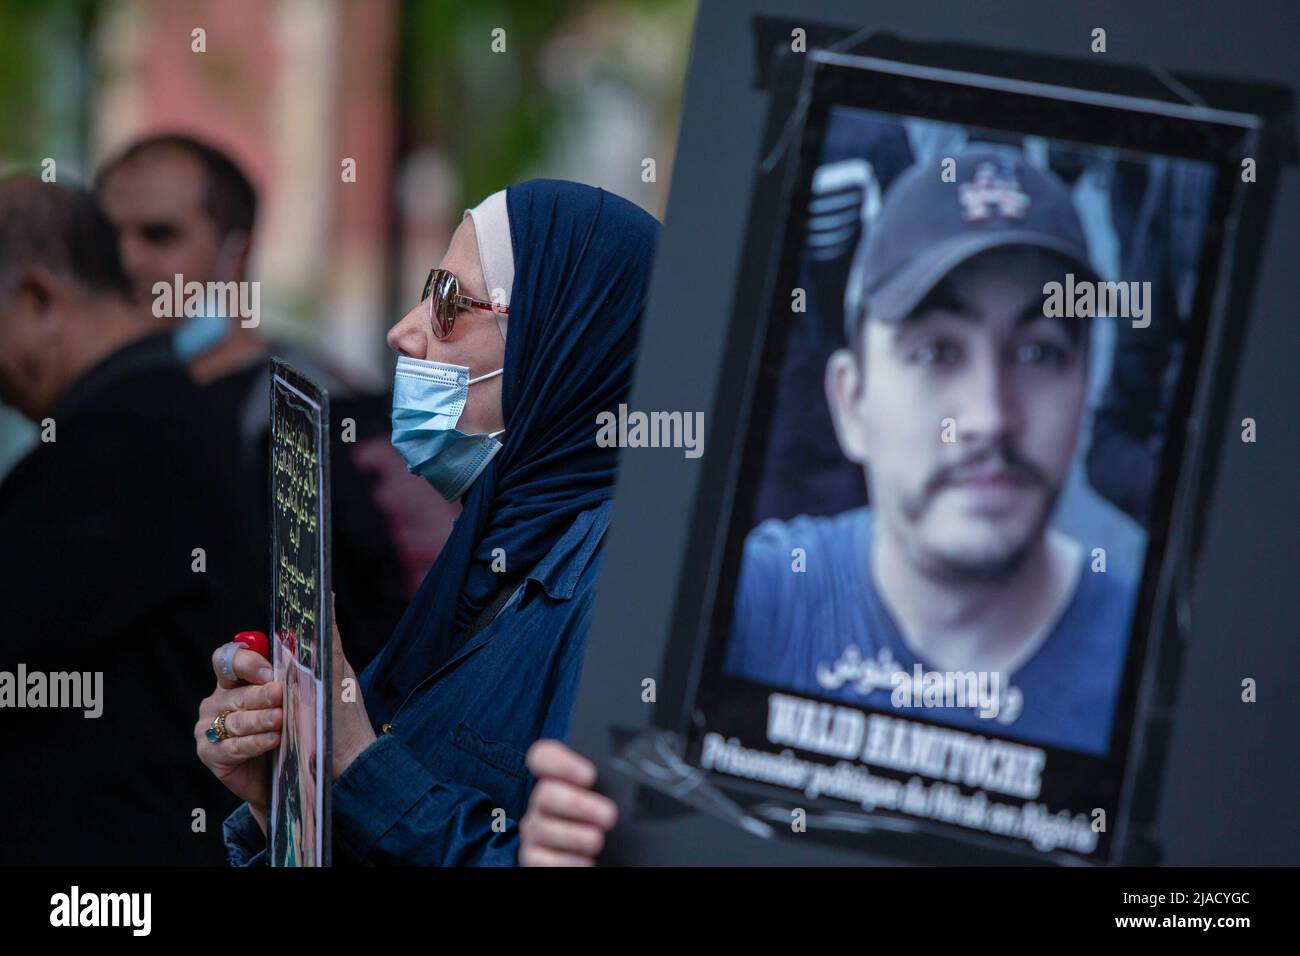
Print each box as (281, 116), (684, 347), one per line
(463, 189), (514, 342)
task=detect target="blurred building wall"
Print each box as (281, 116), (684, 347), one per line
(0, 0), (693, 476)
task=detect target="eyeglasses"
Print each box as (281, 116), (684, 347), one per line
(420, 268), (509, 340)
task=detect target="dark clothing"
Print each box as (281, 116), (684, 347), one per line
(0, 333), (255, 865)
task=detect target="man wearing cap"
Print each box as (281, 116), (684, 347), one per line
(724, 146), (1139, 757)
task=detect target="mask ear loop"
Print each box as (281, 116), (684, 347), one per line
(467, 367), (506, 439)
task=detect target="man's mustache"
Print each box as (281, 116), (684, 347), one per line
(923, 445), (1048, 499)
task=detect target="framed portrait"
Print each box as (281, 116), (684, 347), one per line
(268, 360), (333, 867)
(591, 31), (1288, 865)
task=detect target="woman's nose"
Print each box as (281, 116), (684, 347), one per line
(387, 304), (429, 358)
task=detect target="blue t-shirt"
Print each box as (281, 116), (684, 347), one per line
(724, 508), (1138, 756)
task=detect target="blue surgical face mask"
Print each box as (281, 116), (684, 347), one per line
(172, 233), (244, 360)
(390, 355), (505, 501)
(173, 312), (232, 359)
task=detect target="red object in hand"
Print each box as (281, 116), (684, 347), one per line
(233, 630), (269, 659)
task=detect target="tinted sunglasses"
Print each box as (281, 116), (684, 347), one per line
(420, 268), (510, 339)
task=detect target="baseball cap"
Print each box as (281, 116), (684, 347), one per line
(844, 145), (1097, 339)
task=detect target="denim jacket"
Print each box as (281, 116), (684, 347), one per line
(223, 499), (611, 866)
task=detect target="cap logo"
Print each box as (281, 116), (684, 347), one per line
(958, 160), (1030, 223)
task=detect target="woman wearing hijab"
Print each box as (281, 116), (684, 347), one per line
(195, 179), (655, 865)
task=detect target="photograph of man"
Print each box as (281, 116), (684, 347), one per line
(725, 146), (1142, 756)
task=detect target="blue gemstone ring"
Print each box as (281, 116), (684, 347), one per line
(206, 710), (234, 744)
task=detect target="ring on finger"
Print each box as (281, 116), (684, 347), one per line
(205, 710), (235, 744)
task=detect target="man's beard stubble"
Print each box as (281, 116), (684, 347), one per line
(892, 442), (1062, 586)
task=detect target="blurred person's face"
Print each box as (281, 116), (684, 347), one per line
(99, 149), (233, 308)
(827, 247), (1089, 580)
(387, 216), (506, 436)
(0, 269), (80, 420)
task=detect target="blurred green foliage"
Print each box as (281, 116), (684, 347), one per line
(0, 0), (99, 166)
(400, 0), (694, 209)
(0, 0), (694, 190)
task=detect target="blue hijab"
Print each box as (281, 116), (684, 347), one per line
(364, 180), (659, 720)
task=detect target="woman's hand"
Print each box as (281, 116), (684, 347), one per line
(195, 642), (283, 831)
(519, 740), (618, 866)
(197, 599), (375, 836)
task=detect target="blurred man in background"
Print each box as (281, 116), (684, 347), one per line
(98, 134), (453, 668)
(0, 177), (254, 863)
(96, 134), (264, 385)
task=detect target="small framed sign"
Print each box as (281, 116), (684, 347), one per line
(268, 359), (333, 867)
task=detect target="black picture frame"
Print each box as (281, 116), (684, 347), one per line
(580, 27), (1288, 866)
(268, 358), (334, 867)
